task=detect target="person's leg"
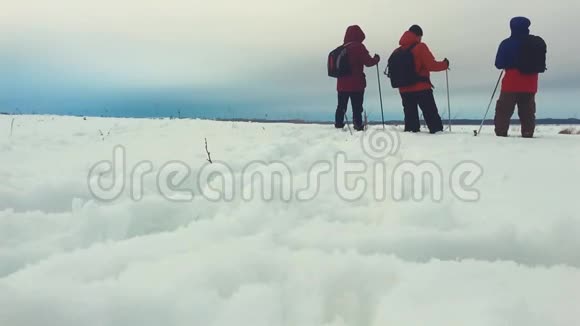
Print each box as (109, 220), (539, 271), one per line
(351, 92), (365, 131)
(401, 92), (420, 132)
(516, 93), (536, 138)
(494, 92), (517, 137)
(417, 90), (444, 133)
(335, 92), (349, 128)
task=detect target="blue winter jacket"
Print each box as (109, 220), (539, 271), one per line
(495, 17), (531, 69)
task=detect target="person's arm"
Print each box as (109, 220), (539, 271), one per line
(495, 40), (508, 69)
(418, 43), (448, 72)
(359, 44), (380, 67)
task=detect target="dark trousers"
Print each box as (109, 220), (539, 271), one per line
(400, 90), (443, 133)
(335, 91), (365, 131)
(494, 92), (536, 138)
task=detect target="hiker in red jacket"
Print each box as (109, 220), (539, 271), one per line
(390, 25), (449, 133)
(335, 25), (380, 131)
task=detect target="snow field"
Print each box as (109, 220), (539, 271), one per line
(1, 115), (579, 325)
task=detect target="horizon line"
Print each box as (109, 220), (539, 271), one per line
(3, 112), (580, 125)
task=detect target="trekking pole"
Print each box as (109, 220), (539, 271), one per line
(475, 71), (504, 136)
(376, 65), (386, 129)
(343, 110), (353, 135)
(446, 70), (452, 132)
(364, 111), (369, 131)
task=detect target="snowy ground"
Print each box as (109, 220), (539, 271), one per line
(1, 115), (580, 326)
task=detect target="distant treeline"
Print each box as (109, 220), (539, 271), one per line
(216, 118), (580, 126)
(2, 112), (579, 125)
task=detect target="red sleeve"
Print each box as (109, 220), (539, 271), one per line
(358, 44), (379, 67)
(417, 43), (447, 72)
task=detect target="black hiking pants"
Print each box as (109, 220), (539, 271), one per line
(400, 90), (443, 133)
(335, 91), (365, 131)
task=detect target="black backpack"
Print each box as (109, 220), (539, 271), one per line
(386, 43), (428, 88)
(517, 35), (547, 74)
(328, 44), (352, 78)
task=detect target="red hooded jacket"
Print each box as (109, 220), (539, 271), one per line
(337, 25), (380, 92)
(394, 31), (448, 93)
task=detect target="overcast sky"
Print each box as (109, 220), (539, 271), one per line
(1, 0), (579, 120)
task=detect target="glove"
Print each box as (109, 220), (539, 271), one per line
(444, 58), (450, 69)
(374, 54), (381, 62)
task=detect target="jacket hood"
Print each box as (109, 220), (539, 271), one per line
(510, 17), (531, 37)
(344, 25), (366, 43)
(399, 30), (420, 47)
